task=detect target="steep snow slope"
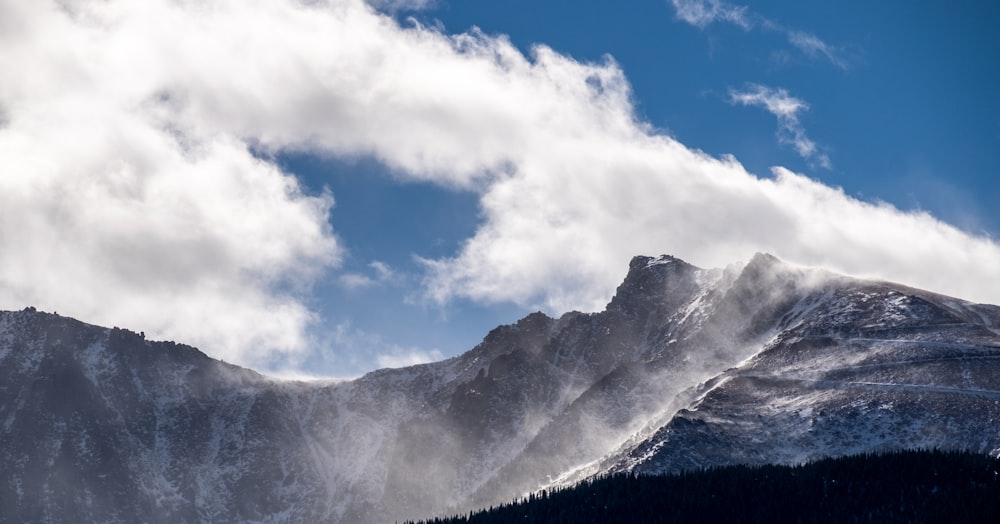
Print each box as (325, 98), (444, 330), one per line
(603, 266), (1000, 477)
(2, 254), (999, 523)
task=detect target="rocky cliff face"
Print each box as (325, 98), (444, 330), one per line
(2, 254), (999, 523)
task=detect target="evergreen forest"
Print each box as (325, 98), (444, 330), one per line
(406, 450), (1000, 523)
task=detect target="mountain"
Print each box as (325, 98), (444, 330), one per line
(2, 254), (1000, 522)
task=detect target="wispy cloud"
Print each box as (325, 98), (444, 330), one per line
(376, 347), (445, 369)
(301, 321), (442, 376)
(728, 84), (831, 168)
(339, 260), (398, 290)
(669, 0), (751, 29)
(787, 31), (849, 70)
(669, 0), (848, 69)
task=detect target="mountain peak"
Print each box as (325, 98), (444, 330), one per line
(625, 254), (696, 274)
(628, 254), (681, 271)
(608, 254), (701, 317)
(734, 251), (782, 276)
(748, 251), (781, 266)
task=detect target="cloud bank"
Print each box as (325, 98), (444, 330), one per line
(3, 0), (999, 369)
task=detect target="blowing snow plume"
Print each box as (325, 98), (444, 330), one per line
(3, 0), (1000, 372)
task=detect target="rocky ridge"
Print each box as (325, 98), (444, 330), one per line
(2, 254), (999, 522)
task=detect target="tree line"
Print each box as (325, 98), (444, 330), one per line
(406, 449), (1000, 523)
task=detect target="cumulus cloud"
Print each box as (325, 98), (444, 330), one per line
(3, 0), (999, 372)
(0, 0), (344, 366)
(729, 84), (831, 168)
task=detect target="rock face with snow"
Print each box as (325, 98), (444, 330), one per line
(2, 254), (1000, 523)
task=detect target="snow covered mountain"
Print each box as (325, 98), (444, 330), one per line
(2, 254), (1000, 522)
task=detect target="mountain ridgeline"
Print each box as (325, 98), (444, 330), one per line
(2, 254), (1000, 522)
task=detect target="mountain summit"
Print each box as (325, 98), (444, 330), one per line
(3, 254), (1000, 522)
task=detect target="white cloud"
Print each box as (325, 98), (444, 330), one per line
(0, 0), (341, 367)
(339, 260), (397, 289)
(670, 0), (751, 29)
(3, 0), (999, 374)
(729, 84), (831, 168)
(339, 273), (376, 290)
(367, 0), (437, 12)
(420, 143), (1000, 313)
(376, 347), (445, 369)
(370, 260), (395, 281)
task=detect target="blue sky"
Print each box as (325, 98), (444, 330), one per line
(2, 0), (999, 377)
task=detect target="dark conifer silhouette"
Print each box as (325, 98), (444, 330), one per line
(406, 450), (1000, 523)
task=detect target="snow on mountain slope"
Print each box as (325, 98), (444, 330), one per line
(2, 254), (1000, 523)
(605, 271), (1000, 476)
